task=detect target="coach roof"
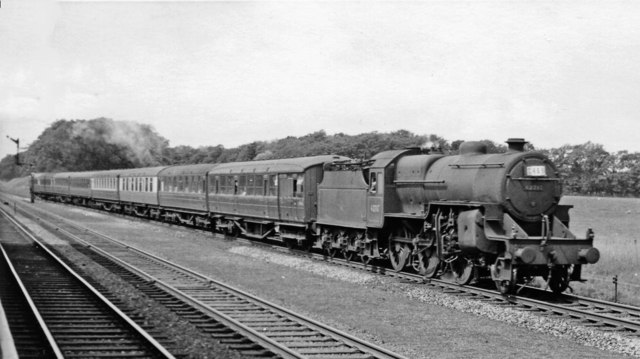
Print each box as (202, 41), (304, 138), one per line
(158, 163), (217, 177)
(118, 166), (168, 177)
(208, 155), (347, 175)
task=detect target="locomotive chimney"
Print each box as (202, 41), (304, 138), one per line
(506, 138), (527, 152)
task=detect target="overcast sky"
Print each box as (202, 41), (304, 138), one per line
(2, 0), (640, 160)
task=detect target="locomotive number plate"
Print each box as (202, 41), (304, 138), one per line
(526, 165), (546, 177)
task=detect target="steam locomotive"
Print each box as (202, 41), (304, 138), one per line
(31, 138), (599, 294)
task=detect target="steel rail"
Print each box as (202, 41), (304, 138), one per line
(9, 193), (640, 335)
(0, 206), (177, 359)
(0, 223), (65, 358)
(293, 249), (640, 334)
(13, 199), (408, 359)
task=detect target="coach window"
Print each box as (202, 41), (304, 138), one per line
(246, 175), (254, 195)
(296, 175), (304, 197)
(292, 174), (300, 197)
(238, 175), (246, 195)
(268, 175), (277, 196)
(263, 175), (268, 196)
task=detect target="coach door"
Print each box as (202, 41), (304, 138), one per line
(278, 173), (304, 221)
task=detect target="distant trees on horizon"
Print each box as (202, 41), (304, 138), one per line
(2, 118), (639, 197)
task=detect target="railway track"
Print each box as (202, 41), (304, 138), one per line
(4, 198), (408, 359)
(0, 207), (175, 359)
(293, 249), (640, 336)
(7, 193), (640, 342)
(83, 201), (640, 336)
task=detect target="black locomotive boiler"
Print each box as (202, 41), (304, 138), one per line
(31, 138), (599, 294)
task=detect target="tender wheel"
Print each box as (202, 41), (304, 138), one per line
(451, 257), (474, 285)
(360, 254), (371, 265)
(324, 246), (338, 258)
(342, 249), (355, 261)
(389, 242), (410, 272)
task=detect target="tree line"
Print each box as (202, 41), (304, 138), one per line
(2, 118), (639, 197)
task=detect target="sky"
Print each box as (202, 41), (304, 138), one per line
(2, 0), (640, 160)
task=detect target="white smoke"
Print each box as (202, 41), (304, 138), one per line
(71, 118), (164, 166)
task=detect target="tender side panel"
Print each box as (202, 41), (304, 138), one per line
(317, 170), (368, 229)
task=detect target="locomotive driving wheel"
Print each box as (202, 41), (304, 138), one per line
(451, 256), (474, 285)
(389, 242), (410, 272)
(411, 248), (440, 277)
